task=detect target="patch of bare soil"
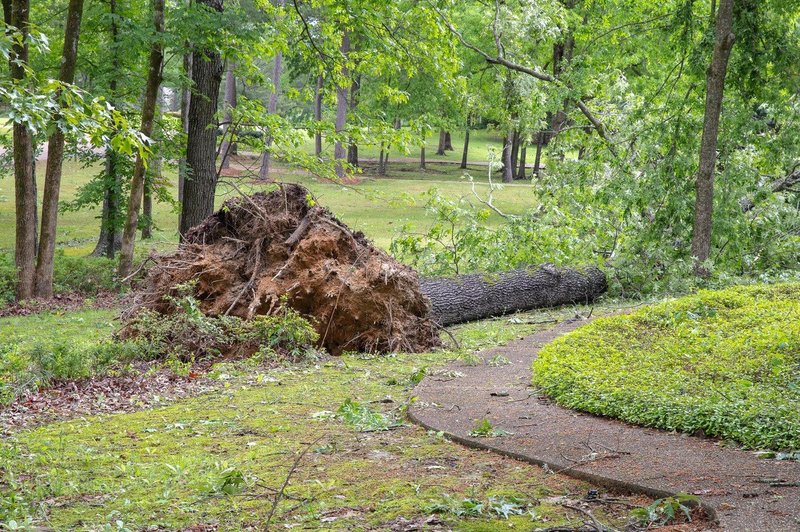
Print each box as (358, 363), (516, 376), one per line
(126, 184), (440, 355)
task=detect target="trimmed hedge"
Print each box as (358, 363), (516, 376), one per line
(533, 284), (800, 451)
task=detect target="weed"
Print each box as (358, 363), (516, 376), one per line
(469, 418), (510, 438)
(630, 493), (698, 527)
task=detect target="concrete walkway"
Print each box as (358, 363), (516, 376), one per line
(408, 319), (800, 531)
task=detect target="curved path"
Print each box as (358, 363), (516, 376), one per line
(408, 319), (800, 531)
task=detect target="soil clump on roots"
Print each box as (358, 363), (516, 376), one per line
(126, 184), (440, 355)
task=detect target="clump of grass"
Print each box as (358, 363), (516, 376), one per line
(533, 283), (800, 451)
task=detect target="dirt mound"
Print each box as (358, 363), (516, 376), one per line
(127, 184), (440, 355)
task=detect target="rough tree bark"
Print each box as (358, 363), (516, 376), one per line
(33, 0), (85, 297)
(510, 129), (520, 173)
(420, 266), (607, 327)
(314, 72), (323, 157)
(118, 0), (165, 278)
(179, 0), (224, 236)
(691, 0), (735, 275)
(9, 0), (36, 300)
(333, 31), (350, 180)
(444, 131), (453, 151)
(220, 60), (237, 170)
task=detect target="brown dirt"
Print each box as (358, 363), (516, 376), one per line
(0, 291), (121, 318)
(126, 183), (439, 355)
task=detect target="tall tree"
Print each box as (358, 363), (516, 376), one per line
(34, 0), (85, 298)
(259, 0), (286, 179)
(219, 60), (237, 170)
(179, 0), (224, 235)
(691, 0), (735, 274)
(333, 31), (350, 180)
(8, 0), (36, 300)
(118, 0), (166, 278)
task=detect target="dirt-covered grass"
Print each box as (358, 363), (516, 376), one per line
(0, 305), (653, 531)
(533, 283), (800, 451)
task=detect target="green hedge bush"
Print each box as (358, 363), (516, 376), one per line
(533, 284), (800, 451)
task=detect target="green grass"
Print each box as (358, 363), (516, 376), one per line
(0, 147), (535, 255)
(0, 305), (640, 530)
(533, 283), (800, 451)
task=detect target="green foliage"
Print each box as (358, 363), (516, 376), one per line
(469, 418), (510, 438)
(125, 289), (319, 363)
(424, 494), (529, 519)
(336, 398), (398, 432)
(533, 283), (800, 450)
(630, 494), (698, 527)
(0, 252), (118, 304)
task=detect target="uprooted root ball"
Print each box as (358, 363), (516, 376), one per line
(124, 184), (441, 355)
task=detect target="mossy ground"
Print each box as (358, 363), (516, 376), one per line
(0, 304), (650, 531)
(533, 283), (800, 451)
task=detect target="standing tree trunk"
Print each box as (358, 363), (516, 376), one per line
(444, 131), (453, 151)
(260, 0), (286, 179)
(118, 0), (165, 278)
(502, 132), (513, 183)
(510, 130), (520, 174)
(516, 143), (527, 180)
(691, 0), (735, 275)
(314, 72), (323, 157)
(179, 0), (224, 236)
(219, 60), (237, 170)
(436, 128), (446, 156)
(460, 125), (470, 169)
(92, 0), (123, 258)
(9, 0), (36, 300)
(333, 31), (351, 180)
(346, 74), (360, 168)
(142, 155), (160, 239)
(533, 131), (544, 178)
(34, 0), (85, 298)
(178, 45), (192, 204)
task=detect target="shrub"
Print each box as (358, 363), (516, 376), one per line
(533, 283), (800, 451)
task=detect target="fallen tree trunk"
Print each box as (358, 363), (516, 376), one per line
(421, 265), (608, 327)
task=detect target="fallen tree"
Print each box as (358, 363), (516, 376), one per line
(421, 266), (608, 327)
(127, 184), (607, 354)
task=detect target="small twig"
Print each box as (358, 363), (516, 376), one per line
(561, 502), (619, 532)
(262, 435), (324, 531)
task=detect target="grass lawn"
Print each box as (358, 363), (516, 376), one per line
(533, 283), (800, 451)
(0, 144), (536, 255)
(0, 305), (647, 531)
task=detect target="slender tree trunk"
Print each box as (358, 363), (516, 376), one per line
(420, 144), (426, 170)
(220, 60), (237, 170)
(178, 46), (192, 204)
(691, 0), (735, 275)
(346, 74), (360, 167)
(314, 72), (323, 157)
(436, 128), (446, 156)
(34, 0), (85, 298)
(378, 143), (385, 175)
(179, 0), (224, 236)
(9, 0), (36, 300)
(260, 0), (285, 179)
(92, 0), (123, 258)
(142, 155), (160, 239)
(533, 131), (544, 178)
(502, 132), (513, 183)
(460, 126), (470, 169)
(444, 131), (453, 151)
(118, 0), (165, 278)
(334, 31), (350, 180)
(516, 144), (527, 180)
(510, 129), (520, 174)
